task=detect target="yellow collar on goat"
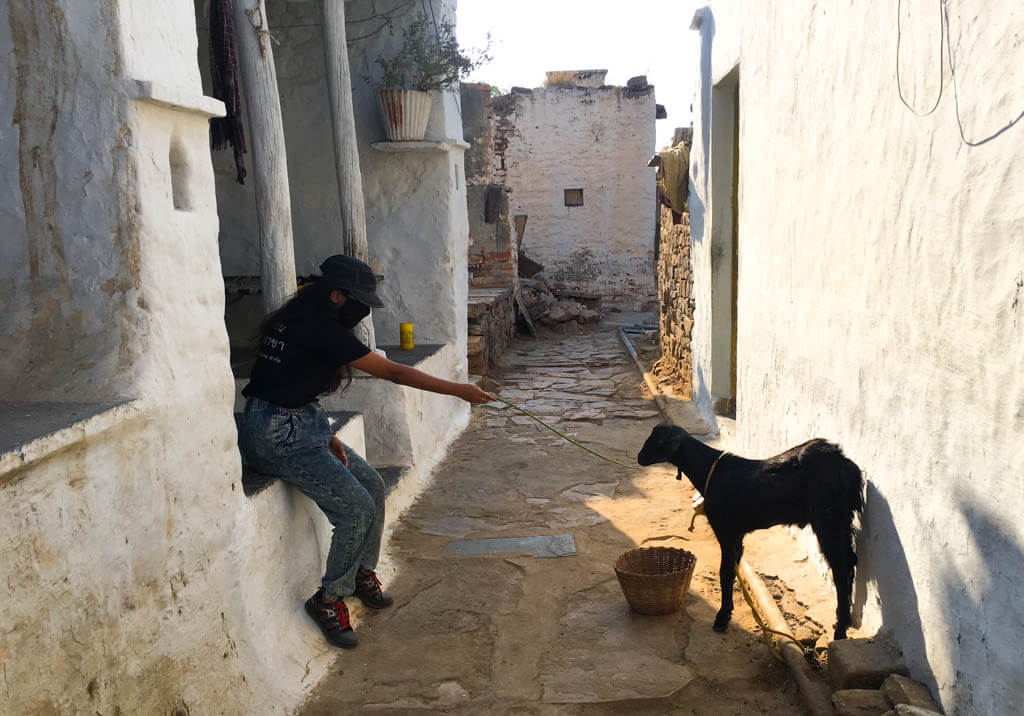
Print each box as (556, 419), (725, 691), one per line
(704, 451), (730, 497)
(688, 452), (729, 532)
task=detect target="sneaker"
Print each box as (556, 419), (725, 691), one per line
(354, 570), (394, 609)
(304, 589), (359, 648)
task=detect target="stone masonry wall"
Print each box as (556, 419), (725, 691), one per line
(463, 83), (518, 290)
(467, 288), (515, 375)
(653, 203), (694, 397)
(462, 82), (517, 374)
(495, 77), (657, 308)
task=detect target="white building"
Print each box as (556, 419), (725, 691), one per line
(687, 3), (1024, 714)
(497, 71), (659, 308)
(0, 0), (470, 712)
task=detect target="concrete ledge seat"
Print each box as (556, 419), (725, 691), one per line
(375, 343), (445, 366)
(376, 465), (411, 496)
(0, 400), (141, 484)
(233, 410), (362, 496)
(234, 410), (409, 498)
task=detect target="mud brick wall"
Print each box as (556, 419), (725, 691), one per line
(654, 204), (694, 395)
(467, 288), (515, 375)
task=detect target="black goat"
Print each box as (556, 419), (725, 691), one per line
(637, 424), (864, 640)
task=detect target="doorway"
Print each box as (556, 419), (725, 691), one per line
(709, 68), (739, 418)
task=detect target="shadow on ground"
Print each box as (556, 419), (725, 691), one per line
(298, 329), (815, 714)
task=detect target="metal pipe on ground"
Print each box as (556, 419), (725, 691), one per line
(618, 328), (673, 422)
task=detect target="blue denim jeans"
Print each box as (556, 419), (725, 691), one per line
(238, 397), (386, 600)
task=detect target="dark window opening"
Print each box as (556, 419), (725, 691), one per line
(564, 188), (584, 207)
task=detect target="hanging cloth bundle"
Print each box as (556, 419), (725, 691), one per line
(209, 0), (248, 184)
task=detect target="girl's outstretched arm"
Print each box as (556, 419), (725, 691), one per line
(349, 351), (495, 403)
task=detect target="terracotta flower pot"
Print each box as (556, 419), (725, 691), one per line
(376, 89), (433, 141)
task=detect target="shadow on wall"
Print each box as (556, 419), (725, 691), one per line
(940, 488), (1024, 715)
(857, 482), (1024, 715)
(853, 483), (936, 696)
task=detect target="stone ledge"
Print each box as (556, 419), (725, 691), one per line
(371, 140), (470, 153)
(130, 79), (226, 118)
(375, 343), (445, 367)
(234, 410), (363, 496)
(0, 400), (142, 483)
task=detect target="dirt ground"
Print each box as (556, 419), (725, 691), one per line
(299, 327), (840, 715)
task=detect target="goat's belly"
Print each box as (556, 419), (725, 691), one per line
(738, 505), (810, 532)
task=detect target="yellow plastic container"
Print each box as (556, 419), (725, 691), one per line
(400, 322), (414, 350)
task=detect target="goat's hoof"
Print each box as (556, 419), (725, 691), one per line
(712, 614), (731, 633)
(833, 628), (848, 640)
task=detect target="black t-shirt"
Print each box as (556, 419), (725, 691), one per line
(242, 313), (371, 408)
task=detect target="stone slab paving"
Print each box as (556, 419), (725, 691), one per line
(299, 330), (805, 715)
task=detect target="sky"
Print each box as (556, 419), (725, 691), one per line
(456, 0), (702, 150)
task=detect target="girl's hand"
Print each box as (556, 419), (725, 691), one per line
(328, 435), (349, 466)
(457, 383), (496, 404)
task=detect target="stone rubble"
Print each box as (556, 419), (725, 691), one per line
(520, 276), (604, 327)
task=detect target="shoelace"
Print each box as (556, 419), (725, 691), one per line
(356, 571), (383, 596)
(319, 595), (352, 629)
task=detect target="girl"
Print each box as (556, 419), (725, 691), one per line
(237, 254), (493, 648)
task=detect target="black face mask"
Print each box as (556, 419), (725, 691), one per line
(337, 297), (371, 329)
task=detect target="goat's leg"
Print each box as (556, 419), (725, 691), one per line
(713, 535), (742, 632)
(813, 519), (856, 640)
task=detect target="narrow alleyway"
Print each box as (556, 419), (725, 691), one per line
(300, 329), (829, 715)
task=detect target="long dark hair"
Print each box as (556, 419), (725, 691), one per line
(255, 275), (353, 395)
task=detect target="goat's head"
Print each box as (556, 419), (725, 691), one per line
(637, 424), (686, 466)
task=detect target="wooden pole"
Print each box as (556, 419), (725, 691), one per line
(322, 0), (376, 348)
(737, 560), (837, 716)
(234, 0), (296, 313)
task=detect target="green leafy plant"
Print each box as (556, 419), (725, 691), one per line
(373, 15), (490, 92)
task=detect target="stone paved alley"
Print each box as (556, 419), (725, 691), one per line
(301, 329), (838, 714)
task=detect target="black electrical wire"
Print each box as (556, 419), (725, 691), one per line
(895, 0), (944, 117)
(941, 0), (1024, 146)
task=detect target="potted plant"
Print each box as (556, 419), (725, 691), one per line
(372, 15), (489, 141)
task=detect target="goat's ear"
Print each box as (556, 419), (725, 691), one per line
(660, 425), (685, 456)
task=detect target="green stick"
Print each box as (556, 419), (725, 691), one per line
(493, 397), (640, 471)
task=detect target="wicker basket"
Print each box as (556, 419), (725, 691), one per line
(614, 547), (697, 615)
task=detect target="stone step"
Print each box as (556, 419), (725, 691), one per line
(829, 638), (909, 690)
(832, 689), (893, 716)
(375, 465), (411, 496)
(881, 675), (942, 714)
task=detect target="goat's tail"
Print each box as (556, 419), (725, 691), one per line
(803, 440), (865, 523)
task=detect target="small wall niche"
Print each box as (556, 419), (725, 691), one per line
(564, 188), (584, 207)
(169, 136), (192, 211)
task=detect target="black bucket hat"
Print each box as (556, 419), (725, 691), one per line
(319, 254), (384, 308)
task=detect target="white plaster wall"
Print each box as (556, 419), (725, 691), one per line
(0, 1), (142, 401)
(211, 0), (470, 459)
(689, 2), (1024, 714)
(0, 1), (348, 712)
(501, 85), (657, 306)
(346, 0), (469, 349)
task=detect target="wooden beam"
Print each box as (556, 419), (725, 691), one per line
(322, 0), (376, 348)
(233, 0), (296, 313)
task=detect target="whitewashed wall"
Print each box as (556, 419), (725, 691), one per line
(499, 84), (657, 307)
(0, 1), (342, 712)
(688, 3), (1024, 714)
(211, 0), (469, 352)
(0, 2), (140, 401)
